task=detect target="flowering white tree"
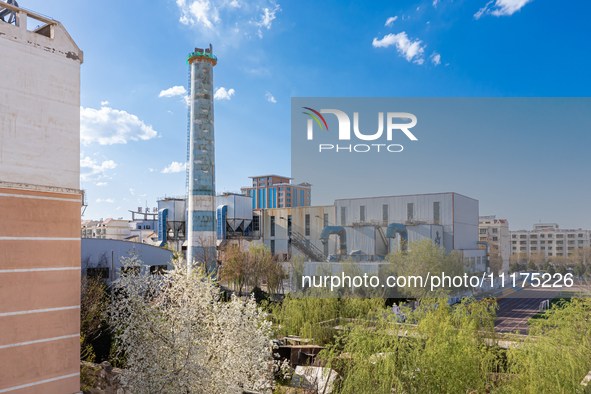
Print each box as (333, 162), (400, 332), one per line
(110, 253), (278, 393)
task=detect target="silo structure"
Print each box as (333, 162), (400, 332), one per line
(186, 44), (217, 271)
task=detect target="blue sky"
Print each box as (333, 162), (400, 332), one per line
(22, 0), (591, 229)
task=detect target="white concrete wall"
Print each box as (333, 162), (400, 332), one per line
(0, 19), (82, 189)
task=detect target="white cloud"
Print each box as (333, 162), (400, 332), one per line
(80, 157), (117, 182)
(80, 107), (158, 145)
(253, 4), (280, 38)
(385, 16), (398, 26)
(116, 206), (121, 210)
(101, 101), (109, 106)
(265, 91), (277, 103)
(140, 193), (147, 197)
(430, 52), (441, 66)
(95, 198), (115, 203)
(159, 86), (187, 98)
(162, 162), (187, 173)
(149, 168), (155, 172)
(372, 32), (426, 64)
(129, 188), (135, 195)
(96, 182), (108, 186)
(474, 0), (533, 19)
(176, 0), (280, 40)
(433, 0), (440, 7)
(214, 87), (235, 100)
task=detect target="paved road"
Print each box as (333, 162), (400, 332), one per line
(495, 287), (560, 334)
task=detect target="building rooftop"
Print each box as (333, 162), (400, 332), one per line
(248, 175), (292, 179)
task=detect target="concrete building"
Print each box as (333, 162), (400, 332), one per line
(186, 45), (217, 270)
(510, 223), (591, 260)
(81, 239), (174, 286)
(479, 216), (510, 274)
(0, 3), (83, 393)
(241, 175), (312, 209)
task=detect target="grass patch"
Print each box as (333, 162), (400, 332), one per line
(528, 291), (579, 322)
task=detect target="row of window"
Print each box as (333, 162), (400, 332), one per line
(513, 240), (585, 245)
(340, 202), (442, 225)
(86, 265), (167, 278)
(269, 213), (328, 237)
(513, 233), (586, 239)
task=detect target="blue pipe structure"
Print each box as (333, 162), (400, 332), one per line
(385, 223), (408, 253)
(320, 226), (347, 255)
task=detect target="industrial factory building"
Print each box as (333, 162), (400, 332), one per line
(0, 3), (83, 393)
(258, 206), (337, 261)
(332, 193), (487, 270)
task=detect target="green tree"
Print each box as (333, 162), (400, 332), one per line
(527, 260), (538, 271)
(557, 264), (568, 276)
(510, 262), (522, 274)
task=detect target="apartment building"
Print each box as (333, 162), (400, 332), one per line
(240, 175), (312, 209)
(510, 223), (591, 259)
(0, 3), (84, 392)
(478, 216), (510, 274)
(81, 218), (132, 240)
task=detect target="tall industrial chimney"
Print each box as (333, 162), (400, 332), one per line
(186, 44), (217, 271)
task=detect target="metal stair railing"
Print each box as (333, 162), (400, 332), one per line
(290, 231), (326, 262)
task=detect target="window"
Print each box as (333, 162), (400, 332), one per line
(540, 234), (545, 238)
(556, 234), (563, 238)
(579, 233), (584, 238)
(492, 236), (498, 241)
(288, 215), (292, 236)
(579, 240), (584, 244)
(557, 253), (563, 256)
(557, 240), (563, 245)
(305, 214), (310, 236)
(87, 267), (109, 279)
(531, 247), (537, 251)
(270, 240), (275, 255)
(548, 234), (553, 238)
(407, 203), (414, 221)
(520, 235), (527, 239)
(530, 241), (537, 245)
(567, 234), (575, 238)
(513, 247), (516, 250)
(568, 247), (574, 251)
(548, 240), (553, 244)
(270, 216), (275, 237)
(150, 265), (167, 275)
(308, 191), (311, 194)
(512, 234), (517, 239)
(360, 206), (366, 222)
(568, 240), (574, 245)
(541, 247), (545, 250)
(549, 247), (553, 250)
(548, 253), (553, 256)
(520, 247), (526, 251)
(480, 229), (487, 234)
(252, 215), (260, 232)
(121, 266), (140, 276)
(520, 241), (526, 245)
(492, 228), (498, 234)
(512, 241), (517, 244)
(433, 201), (440, 223)
(341, 207), (346, 226)
(383, 204), (389, 222)
(323, 213), (328, 228)
(557, 247), (563, 251)
(530, 234), (536, 238)
(541, 240), (545, 244)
